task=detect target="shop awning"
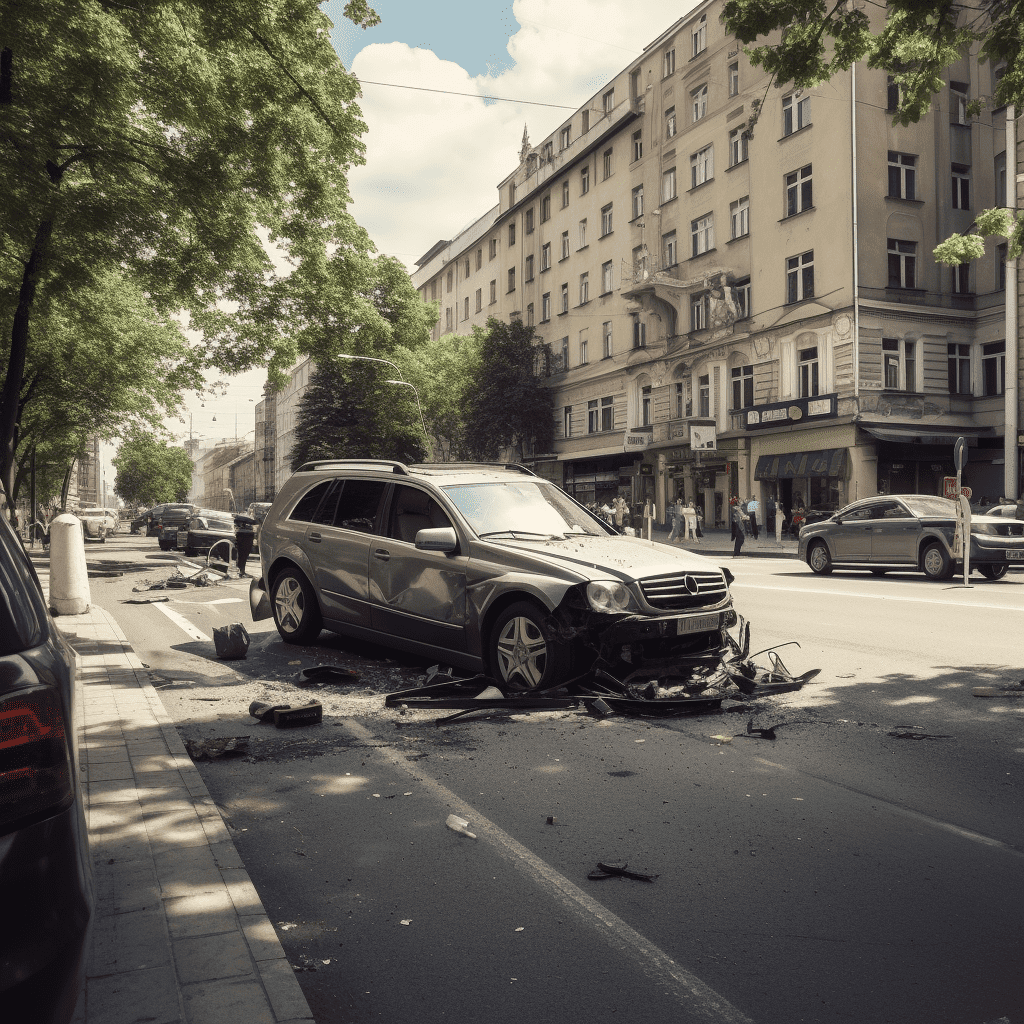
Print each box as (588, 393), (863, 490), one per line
(754, 448), (847, 481)
(858, 424), (996, 446)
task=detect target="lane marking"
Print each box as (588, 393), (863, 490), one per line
(342, 719), (753, 1024)
(153, 601), (210, 643)
(732, 580), (1023, 612)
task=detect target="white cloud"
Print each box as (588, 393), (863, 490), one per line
(348, 0), (697, 270)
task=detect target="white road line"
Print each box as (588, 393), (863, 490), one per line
(342, 719), (754, 1024)
(732, 580), (1023, 612)
(153, 601), (210, 643)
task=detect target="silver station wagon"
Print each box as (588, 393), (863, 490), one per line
(250, 461), (738, 689)
(797, 493), (1024, 580)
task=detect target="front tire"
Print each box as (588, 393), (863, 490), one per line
(489, 600), (570, 690)
(978, 563), (1009, 581)
(807, 541), (833, 575)
(271, 568), (323, 644)
(921, 542), (953, 580)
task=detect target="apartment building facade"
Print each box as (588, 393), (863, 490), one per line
(412, 0), (1021, 526)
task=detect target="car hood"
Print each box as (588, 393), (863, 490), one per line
(477, 533), (724, 582)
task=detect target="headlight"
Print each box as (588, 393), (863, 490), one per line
(586, 581), (634, 613)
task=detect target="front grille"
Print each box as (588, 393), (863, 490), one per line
(639, 570), (728, 610)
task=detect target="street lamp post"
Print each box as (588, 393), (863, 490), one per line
(335, 353), (432, 461)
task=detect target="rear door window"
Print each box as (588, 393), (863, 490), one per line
(335, 480), (387, 533)
(290, 480), (336, 523)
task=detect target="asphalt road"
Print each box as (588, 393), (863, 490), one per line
(85, 532), (1024, 1024)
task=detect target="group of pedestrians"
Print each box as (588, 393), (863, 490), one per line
(666, 498), (703, 544)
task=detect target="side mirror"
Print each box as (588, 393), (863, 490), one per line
(415, 527), (458, 553)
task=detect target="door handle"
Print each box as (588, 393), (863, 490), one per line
(308, 531), (322, 543)
(374, 548), (390, 561)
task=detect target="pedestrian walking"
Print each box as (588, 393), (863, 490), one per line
(694, 504), (704, 539)
(746, 496), (760, 540)
(731, 501), (746, 556)
(765, 495), (776, 535)
(666, 497), (684, 543)
(613, 495), (628, 532)
(684, 500), (699, 542)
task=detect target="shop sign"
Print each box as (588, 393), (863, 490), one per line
(623, 428), (653, 453)
(745, 394), (838, 430)
(690, 423), (717, 450)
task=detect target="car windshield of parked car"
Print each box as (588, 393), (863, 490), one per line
(443, 480), (609, 537)
(899, 496), (958, 518)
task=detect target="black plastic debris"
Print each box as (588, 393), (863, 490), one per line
(587, 861), (658, 883)
(296, 665), (361, 686)
(184, 736), (250, 761)
(214, 623), (250, 659)
(385, 676), (575, 725)
(249, 699), (323, 728)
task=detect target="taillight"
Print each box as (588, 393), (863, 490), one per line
(0, 686), (74, 834)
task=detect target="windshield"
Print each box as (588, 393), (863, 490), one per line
(442, 480), (610, 537)
(901, 495), (957, 517)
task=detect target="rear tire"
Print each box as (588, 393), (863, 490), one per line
(271, 568), (322, 644)
(807, 541), (833, 575)
(978, 563), (1009, 581)
(921, 542), (953, 580)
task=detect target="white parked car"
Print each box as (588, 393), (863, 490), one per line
(75, 507), (118, 541)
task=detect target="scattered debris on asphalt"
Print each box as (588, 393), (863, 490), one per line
(587, 861), (658, 882)
(132, 564), (223, 592)
(249, 699), (323, 728)
(887, 728), (954, 741)
(972, 681), (1024, 698)
(384, 617), (819, 722)
(214, 622), (250, 659)
(123, 595), (170, 604)
(184, 736), (250, 760)
(445, 814), (477, 839)
(296, 665), (361, 687)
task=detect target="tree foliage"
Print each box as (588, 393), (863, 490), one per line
(113, 430), (193, 506)
(464, 318), (553, 463)
(1, 0), (381, 499)
(721, 0), (1024, 262)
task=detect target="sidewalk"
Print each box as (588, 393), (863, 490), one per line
(31, 556), (314, 1024)
(645, 522), (801, 559)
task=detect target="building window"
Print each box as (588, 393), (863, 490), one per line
(729, 127), (748, 166)
(888, 152), (916, 200)
(430, 280), (437, 301)
(601, 395), (614, 431)
(489, 238), (497, 260)
(541, 242), (551, 271)
(691, 14), (706, 57)
(731, 364), (754, 409)
(582, 109), (590, 132)
(446, 269), (453, 292)
(783, 92), (810, 135)
(663, 230), (677, 267)
(730, 196), (749, 239)
(887, 238), (917, 289)
(698, 374), (710, 417)
(998, 243), (1007, 290)
(982, 340), (1005, 395)
(785, 164), (812, 216)
(578, 219), (587, 249)
(641, 385), (652, 426)
(507, 267), (516, 293)
(663, 166), (678, 202)
(489, 280), (497, 304)
(675, 380), (692, 418)
(691, 144), (713, 188)
(581, 165), (590, 194)
(692, 84), (708, 122)
(560, 336), (569, 367)
(602, 321), (612, 357)
(579, 333), (588, 364)
(525, 255), (534, 282)
(631, 130), (643, 163)
(526, 302), (534, 327)
(476, 248), (482, 271)
(665, 106), (677, 139)
(951, 82), (969, 124)
(541, 194), (551, 223)
(952, 262), (970, 294)
(996, 151), (1007, 206)
(542, 292), (551, 321)
(525, 208), (535, 234)
(691, 293), (709, 331)
(561, 231), (570, 260)
(563, 405), (572, 437)
(633, 315), (646, 348)
(664, 48), (676, 77)
(560, 125), (571, 150)
(786, 250), (814, 302)
(464, 257), (470, 278)
(733, 277), (751, 318)
(509, 222), (516, 246)
(631, 184), (644, 220)
(952, 165), (970, 210)
(602, 260), (614, 294)
(579, 272), (589, 304)
(475, 288), (482, 312)
(798, 346), (820, 397)
(588, 399), (599, 432)
(542, 141), (553, 162)
(602, 148), (613, 179)
(561, 180), (570, 208)
(691, 213), (714, 257)
(561, 283), (569, 313)
(948, 342), (971, 394)
(729, 61), (739, 96)
(883, 338), (916, 390)
(603, 88), (615, 113)
(601, 204), (613, 237)
(887, 75), (901, 111)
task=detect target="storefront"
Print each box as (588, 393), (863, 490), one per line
(564, 453), (639, 508)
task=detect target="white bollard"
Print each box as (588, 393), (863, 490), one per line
(48, 513), (90, 615)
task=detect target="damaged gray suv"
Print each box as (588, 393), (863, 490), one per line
(250, 461), (738, 689)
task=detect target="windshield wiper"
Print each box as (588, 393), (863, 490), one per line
(478, 530), (560, 540)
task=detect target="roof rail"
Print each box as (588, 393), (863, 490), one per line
(407, 462), (537, 477)
(296, 460), (410, 475)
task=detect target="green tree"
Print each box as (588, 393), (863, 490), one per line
(720, 0), (1024, 263)
(113, 430), (194, 505)
(464, 317), (553, 462)
(1, 0), (381, 503)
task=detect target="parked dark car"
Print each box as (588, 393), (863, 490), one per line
(138, 503), (170, 537)
(251, 460), (738, 690)
(176, 509), (236, 557)
(154, 503), (196, 551)
(0, 513), (93, 1022)
(798, 493), (1024, 580)
(129, 508), (149, 534)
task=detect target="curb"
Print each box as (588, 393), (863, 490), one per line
(47, 592), (315, 1024)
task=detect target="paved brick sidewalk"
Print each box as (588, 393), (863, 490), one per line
(44, 591), (314, 1024)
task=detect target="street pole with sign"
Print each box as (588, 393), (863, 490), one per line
(953, 437), (971, 587)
